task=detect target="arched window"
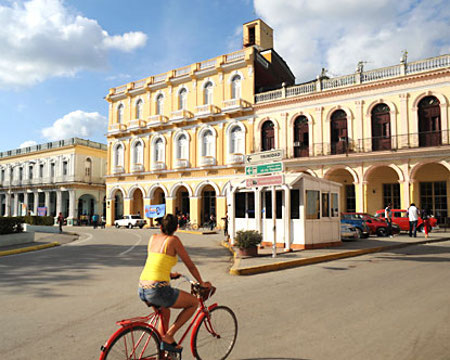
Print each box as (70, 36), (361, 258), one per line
(176, 134), (188, 159)
(230, 126), (244, 154)
(293, 116), (309, 157)
(156, 94), (164, 115)
(114, 144), (124, 167)
(136, 99), (143, 119)
(201, 130), (214, 157)
(179, 88), (187, 110)
(330, 110), (348, 155)
(85, 158), (92, 177)
(133, 141), (143, 164)
(371, 104), (391, 151)
(204, 82), (213, 105)
(418, 96), (441, 147)
(117, 104), (124, 124)
(155, 138), (165, 162)
(261, 120), (275, 151)
(231, 75), (241, 99)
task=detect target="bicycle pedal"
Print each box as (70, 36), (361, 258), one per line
(166, 351), (181, 360)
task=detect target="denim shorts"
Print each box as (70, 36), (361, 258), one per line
(138, 283), (180, 308)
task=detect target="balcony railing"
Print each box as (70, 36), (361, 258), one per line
(130, 163), (144, 173)
(108, 123), (127, 133)
(222, 98), (252, 111)
(226, 50), (245, 63)
(174, 159), (189, 169)
(289, 130), (449, 158)
(151, 161), (166, 171)
(255, 53), (450, 103)
(199, 156), (216, 167)
(171, 110), (194, 121)
(195, 104), (221, 117)
(112, 166), (125, 175)
(174, 66), (191, 77)
(147, 115), (168, 126)
(128, 119), (147, 130)
(227, 153), (244, 165)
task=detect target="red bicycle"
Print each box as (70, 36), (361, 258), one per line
(99, 275), (238, 360)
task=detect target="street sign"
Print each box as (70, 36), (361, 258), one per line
(245, 162), (283, 176)
(246, 175), (284, 187)
(245, 149), (284, 165)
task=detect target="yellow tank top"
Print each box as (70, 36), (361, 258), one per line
(140, 235), (177, 282)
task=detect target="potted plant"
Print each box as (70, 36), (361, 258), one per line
(235, 230), (262, 257)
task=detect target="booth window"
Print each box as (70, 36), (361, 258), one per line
(291, 189), (300, 219)
(306, 190), (320, 219)
(235, 193), (246, 218)
(276, 191), (282, 219)
(321, 193), (330, 217)
(235, 192), (255, 218)
(331, 193), (339, 217)
(263, 191), (272, 218)
(247, 192), (255, 218)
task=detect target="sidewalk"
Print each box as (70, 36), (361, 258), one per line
(0, 232), (79, 257)
(229, 232), (450, 275)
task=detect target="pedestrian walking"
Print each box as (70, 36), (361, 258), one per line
(408, 203), (420, 237)
(57, 212), (64, 233)
(221, 212), (229, 238)
(209, 214), (216, 231)
(384, 203), (393, 238)
(421, 208), (431, 239)
(92, 214), (99, 229)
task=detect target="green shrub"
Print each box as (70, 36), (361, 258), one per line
(0, 217), (24, 234)
(235, 230), (262, 249)
(21, 216), (55, 226)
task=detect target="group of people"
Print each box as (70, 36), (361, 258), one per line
(176, 212), (190, 229)
(384, 203), (432, 239)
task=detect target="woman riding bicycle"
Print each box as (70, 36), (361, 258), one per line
(138, 213), (211, 353)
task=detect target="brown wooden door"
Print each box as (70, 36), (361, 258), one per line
(331, 110), (348, 154)
(294, 116), (309, 157)
(371, 104), (391, 151)
(419, 96), (441, 147)
(261, 121), (275, 151)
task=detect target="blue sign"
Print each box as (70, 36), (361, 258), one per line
(145, 204), (166, 218)
(37, 207), (47, 216)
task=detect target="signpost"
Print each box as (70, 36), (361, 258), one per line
(245, 149), (284, 165)
(245, 175), (284, 188)
(245, 162), (283, 176)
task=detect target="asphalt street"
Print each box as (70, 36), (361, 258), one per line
(0, 227), (449, 360)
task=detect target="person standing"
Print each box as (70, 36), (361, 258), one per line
(221, 212), (229, 238)
(384, 203), (393, 238)
(421, 208), (431, 239)
(57, 212), (64, 233)
(92, 214), (99, 229)
(408, 203), (419, 237)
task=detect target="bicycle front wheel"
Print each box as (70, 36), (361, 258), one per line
(102, 325), (161, 360)
(192, 305), (238, 360)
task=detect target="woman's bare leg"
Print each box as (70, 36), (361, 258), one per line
(162, 290), (198, 345)
(158, 307), (170, 335)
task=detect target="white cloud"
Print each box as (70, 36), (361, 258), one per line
(0, 0), (147, 88)
(41, 110), (107, 141)
(19, 140), (38, 148)
(254, 0), (450, 82)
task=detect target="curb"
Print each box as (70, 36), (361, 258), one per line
(0, 242), (60, 257)
(229, 237), (450, 276)
(178, 230), (218, 235)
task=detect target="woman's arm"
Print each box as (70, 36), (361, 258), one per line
(173, 236), (209, 286)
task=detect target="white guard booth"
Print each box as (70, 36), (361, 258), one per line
(228, 173), (342, 250)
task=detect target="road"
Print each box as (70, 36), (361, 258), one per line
(0, 227), (449, 360)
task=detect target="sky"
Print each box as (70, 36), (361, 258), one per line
(0, 0), (449, 151)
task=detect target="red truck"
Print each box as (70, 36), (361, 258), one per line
(343, 212), (400, 237)
(374, 209), (438, 232)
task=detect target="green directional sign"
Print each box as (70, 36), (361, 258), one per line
(245, 162), (283, 176)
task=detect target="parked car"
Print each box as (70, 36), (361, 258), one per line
(341, 223), (359, 241)
(374, 209), (438, 232)
(341, 213), (371, 238)
(343, 212), (400, 237)
(114, 215), (146, 229)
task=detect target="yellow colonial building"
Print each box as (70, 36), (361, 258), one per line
(105, 20), (294, 228)
(105, 18), (450, 236)
(254, 54), (450, 224)
(0, 138), (107, 224)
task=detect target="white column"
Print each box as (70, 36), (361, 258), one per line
(45, 191), (50, 215)
(254, 188), (261, 234)
(284, 186), (291, 251)
(24, 192), (29, 214)
(229, 187), (237, 245)
(13, 193), (18, 216)
(33, 192), (39, 215)
(271, 186), (277, 257)
(5, 193), (11, 216)
(68, 190), (76, 225)
(56, 190), (62, 215)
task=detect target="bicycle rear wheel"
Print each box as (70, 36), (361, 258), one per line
(101, 325), (161, 360)
(192, 306), (238, 360)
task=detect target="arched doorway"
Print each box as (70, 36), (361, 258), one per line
(293, 116), (309, 157)
(152, 188), (166, 206)
(174, 186), (190, 216)
(78, 194), (96, 224)
(201, 185), (216, 226)
(131, 188), (144, 217)
(325, 169), (356, 212)
(418, 96), (441, 147)
(413, 163), (449, 224)
(113, 190), (124, 220)
(365, 166), (401, 215)
(371, 104), (391, 151)
(261, 120), (275, 151)
(330, 110), (348, 155)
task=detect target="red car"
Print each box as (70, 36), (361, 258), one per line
(374, 209), (438, 232)
(343, 212), (400, 237)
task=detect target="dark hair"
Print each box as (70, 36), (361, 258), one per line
(160, 214), (178, 235)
